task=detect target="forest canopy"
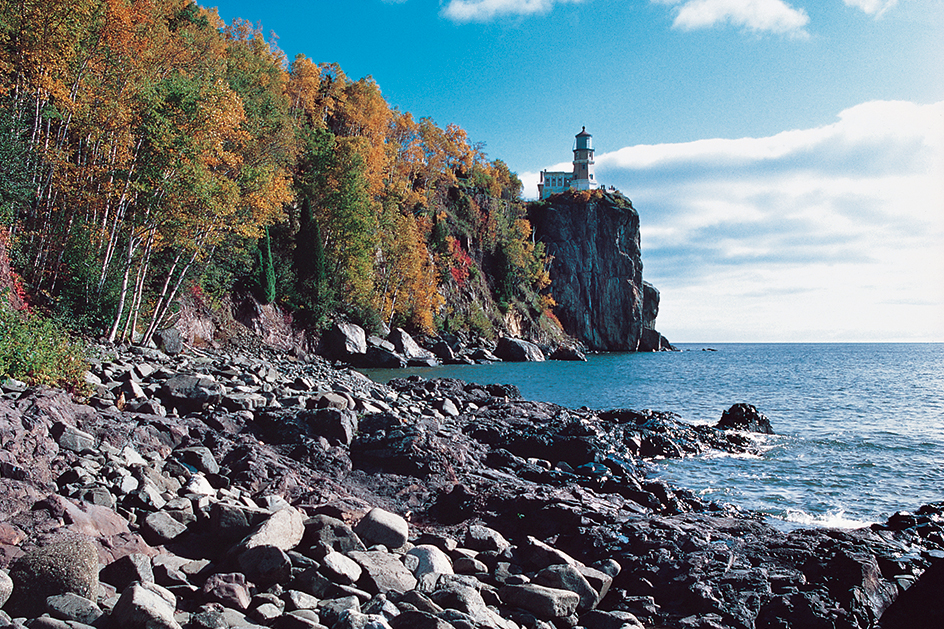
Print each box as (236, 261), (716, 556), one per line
(0, 0), (554, 346)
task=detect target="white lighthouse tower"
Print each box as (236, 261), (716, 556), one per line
(538, 127), (601, 199)
(571, 127), (597, 191)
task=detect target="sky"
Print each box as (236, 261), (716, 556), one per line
(211, 0), (944, 343)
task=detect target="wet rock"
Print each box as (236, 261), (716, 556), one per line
(716, 403), (774, 434)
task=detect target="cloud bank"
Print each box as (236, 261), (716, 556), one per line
(525, 101), (944, 342)
(442, 0), (583, 22)
(657, 0), (810, 35)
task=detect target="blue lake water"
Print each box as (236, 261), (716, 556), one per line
(361, 343), (944, 528)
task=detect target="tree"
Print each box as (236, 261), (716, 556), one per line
(255, 226), (275, 304)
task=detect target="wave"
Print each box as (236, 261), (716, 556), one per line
(778, 508), (873, 530)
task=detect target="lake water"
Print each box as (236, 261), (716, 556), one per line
(361, 343), (944, 528)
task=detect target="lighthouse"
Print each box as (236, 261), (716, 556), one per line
(538, 127), (601, 199)
(571, 127), (596, 191)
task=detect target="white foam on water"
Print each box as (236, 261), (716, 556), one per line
(780, 508), (873, 530)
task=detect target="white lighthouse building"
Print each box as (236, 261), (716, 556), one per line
(538, 127), (601, 199)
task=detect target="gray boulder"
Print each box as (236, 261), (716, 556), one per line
(45, 592), (103, 625)
(348, 550), (417, 594)
(354, 508), (409, 549)
(533, 564), (597, 611)
(154, 328), (184, 355)
(160, 374), (224, 413)
(0, 569), (12, 609)
(111, 581), (181, 629)
(237, 505), (306, 553)
(324, 321), (367, 359)
(499, 583), (579, 619)
(6, 538), (100, 618)
(389, 328), (435, 361)
(494, 337), (545, 362)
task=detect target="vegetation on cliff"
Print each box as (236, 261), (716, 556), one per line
(0, 0), (557, 357)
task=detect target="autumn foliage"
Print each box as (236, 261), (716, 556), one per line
(0, 0), (555, 342)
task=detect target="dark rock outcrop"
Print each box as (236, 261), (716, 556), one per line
(530, 191), (671, 351)
(717, 403), (775, 434)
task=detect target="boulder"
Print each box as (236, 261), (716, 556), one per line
(320, 550), (363, 584)
(354, 508), (409, 549)
(359, 347), (407, 369)
(0, 569), (12, 609)
(100, 553), (155, 591)
(201, 572), (252, 610)
(549, 345), (587, 361)
(494, 337), (545, 362)
(45, 592), (103, 625)
(6, 538), (100, 618)
(302, 407), (358, 446)
(111, 581), (181, 629)
(238, 544), (293, 586)
(348, 550), (418, 594)
(237, 505), (306, 553)
(303, 514), (367, 559)
(160, 374), (224, 413)
(323, 321), (368, 359)
(154, 328), (184, 355)
(532, 564), (597, 611)
(389, 328), (435, 361)
(499, 583), (580, 619)
(716, 403), (774, 434)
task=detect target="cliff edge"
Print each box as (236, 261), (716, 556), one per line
(529, 190), (672, 351)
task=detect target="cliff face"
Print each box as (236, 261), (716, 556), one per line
(529, 190), (668, 351)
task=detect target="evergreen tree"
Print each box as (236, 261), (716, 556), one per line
(255, 227), (276, 304)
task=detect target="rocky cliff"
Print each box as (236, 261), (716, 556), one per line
(529, 190), (671, 351)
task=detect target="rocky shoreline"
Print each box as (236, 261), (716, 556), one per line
(0, 342), (941, 629)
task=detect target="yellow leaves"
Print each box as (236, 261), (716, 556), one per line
(378, 212), (443, 333)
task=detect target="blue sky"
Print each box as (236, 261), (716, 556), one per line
(212, 0), (943, 342)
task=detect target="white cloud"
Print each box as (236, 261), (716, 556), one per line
(587, 100), (944, 342)
(842, 0), (898, 16)
(442, 0), (583, 23)
(660, 0), (810, 35)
